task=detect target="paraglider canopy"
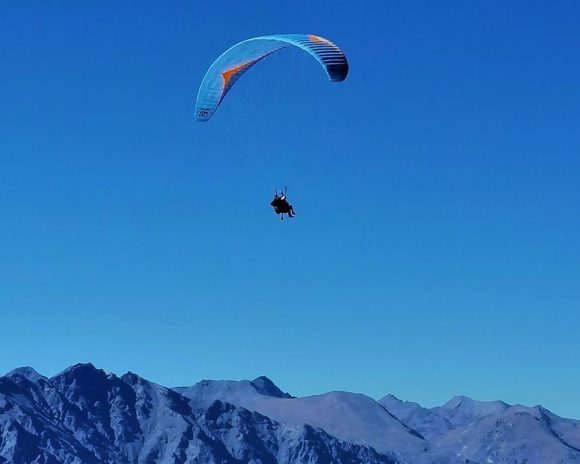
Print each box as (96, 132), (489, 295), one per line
(195, 34), (349, 122)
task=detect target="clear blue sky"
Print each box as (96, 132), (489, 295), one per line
(1, 1), (579, 418)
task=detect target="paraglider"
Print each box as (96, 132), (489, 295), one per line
(194, 34), (348, 220)
(195, 34), (349, 122)
(270, 187), (295, 220)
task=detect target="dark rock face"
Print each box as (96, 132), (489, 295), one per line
(250, 376), (293, 399)
(0, 365), (396, 464)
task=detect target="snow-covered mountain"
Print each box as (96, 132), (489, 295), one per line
(1, 364), (579, 463)
(0, 364), (395, 464)
(175, 380), (452, 464)
(380, 393), (580, 463)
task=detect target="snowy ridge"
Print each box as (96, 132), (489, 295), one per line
(176, 382), (444, 464)
(379, 393), (580, 463)
(0, 364), (396, 464)
(2, 364), (580, 463)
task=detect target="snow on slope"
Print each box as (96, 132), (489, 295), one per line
(379, 394), (452, 441)
(434, 395), (510, 427)
(380, 393), (580, 463)
(3, 364), (580, 464)
(177, 379), (461, 464)
(0, 364), (399, 464)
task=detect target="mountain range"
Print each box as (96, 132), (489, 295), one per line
(1, 364), (579, 463)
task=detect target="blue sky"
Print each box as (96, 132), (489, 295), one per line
(1, 1), (579, 417)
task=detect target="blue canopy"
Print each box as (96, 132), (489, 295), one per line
(195, 34), (349, 122)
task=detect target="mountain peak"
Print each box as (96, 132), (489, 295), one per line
(250, 376), (293, 398)
(50, 363), (109, 387)
(378, 393), (408, 404)
(443, 395), (474, 408)
(442, 395), (508, 411)
(437, 395), (510, 428)
(120, 371), (140, 383)
(6, 366), (46, 383)
(54, 362), (99, 375)
(379, 393), (424, 418)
